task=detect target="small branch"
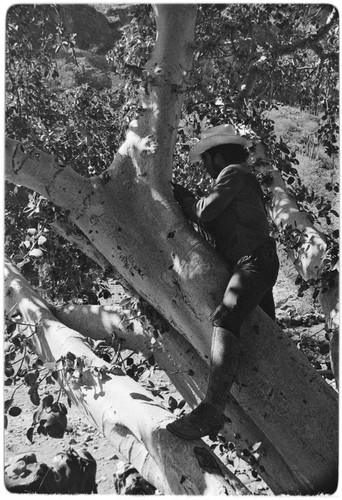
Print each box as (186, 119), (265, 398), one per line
(277, 8), (338, 57)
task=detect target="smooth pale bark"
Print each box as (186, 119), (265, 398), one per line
(4, 256), (250, 495)
(253, 155), (339, 381)
(49, 219), (111, 270)
(48, 219), (136, 296)
(5, 5), (338, 494)
(55, 303), (318, 495)
(5, 139), (338, 495)
(251, 150), (329, 280)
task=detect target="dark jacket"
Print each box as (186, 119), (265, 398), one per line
(192, 164), (274, 264)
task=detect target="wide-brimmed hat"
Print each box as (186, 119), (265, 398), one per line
(189, 124), (253, 163)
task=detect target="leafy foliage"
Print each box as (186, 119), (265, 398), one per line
(6, 5), (128, 302)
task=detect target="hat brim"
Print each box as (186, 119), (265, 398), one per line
(189, 134), (253, 163)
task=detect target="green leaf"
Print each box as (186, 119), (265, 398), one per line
(5, 366), (14, 378)
(6, 322), (17, 335)
(250, 441), (262, 452)
(32, 407), (43, 425)
(58, 403), (68, 415)
(29, 248), (43, 258)
(66, 352), (76, 362)
(37, 235), (47, 245)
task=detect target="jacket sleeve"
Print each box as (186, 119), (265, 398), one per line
(194, 167), (244, 222)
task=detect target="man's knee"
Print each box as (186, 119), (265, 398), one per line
(212, 303), (241, 336)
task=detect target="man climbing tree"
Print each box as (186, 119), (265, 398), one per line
(168, 124), (279, 439)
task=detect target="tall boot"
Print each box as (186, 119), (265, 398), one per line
(166, 327), (241, 440)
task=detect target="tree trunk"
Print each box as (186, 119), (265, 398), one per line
(5, 5), (338, 494)
(5, 123), (338, 496)
(4, 256), (250, 495)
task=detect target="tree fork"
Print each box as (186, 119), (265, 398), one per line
(5, 105), (338, 499)
(5, 111), (338, 494)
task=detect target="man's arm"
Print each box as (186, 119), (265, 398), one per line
(172, 183), (199, 222)
(194, 167), (243, 222)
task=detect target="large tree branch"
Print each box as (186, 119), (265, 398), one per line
(253, 153), (339, 384)
(5, 138), (92, 212)
(4, 256), (250, 495)
(252, 151), (339, 326)
(49, 219), (112, 270)
(146, 4), (197, 183)
(54, 302), (317, 494)
(115, 5), (197, 188)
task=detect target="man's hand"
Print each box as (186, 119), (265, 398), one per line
(172, 182), (193, 202)
(172, 183), (198, 221)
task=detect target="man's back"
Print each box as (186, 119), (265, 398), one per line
(195, 164), (274, 264)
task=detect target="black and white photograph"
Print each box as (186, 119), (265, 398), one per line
(4, 2), (339, 495)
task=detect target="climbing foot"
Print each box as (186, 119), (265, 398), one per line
(166, 402), (223, 440)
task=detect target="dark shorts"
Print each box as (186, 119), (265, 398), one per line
(213, 243), (279, 333)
